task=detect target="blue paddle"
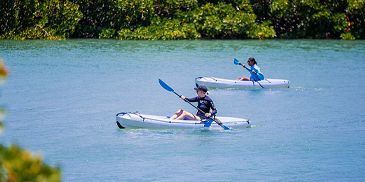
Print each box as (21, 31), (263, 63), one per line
(233, 58), (264, 88)
(158, 79), (230, 130)
(203, 118), (214, 127)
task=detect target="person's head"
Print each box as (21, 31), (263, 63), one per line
(247, 57), (257, 66)
(194, 85), (208, 98)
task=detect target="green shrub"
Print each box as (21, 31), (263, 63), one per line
(0, 0), (82, 39)
(0, 145), (61, 182)
(118, 18), (200, 40)
(99, 28), (116, 39)
(347, 0), (365, 39)
(154, 0), (198, 17)
(1, 0), (365, 39)
(248, 21), (276, 39)
(192, 2), (257, 38)
(117, 0), (155, 28)
(340, 32), (356, 40)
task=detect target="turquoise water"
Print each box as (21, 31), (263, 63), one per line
(1, 40), (365, 181)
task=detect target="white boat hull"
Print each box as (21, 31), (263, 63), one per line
(195, 77), (289, 89)
(116, 112), (250, 129)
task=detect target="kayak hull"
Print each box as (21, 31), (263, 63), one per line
(195, 77), (289, 89)
(116, 112), (250, 129)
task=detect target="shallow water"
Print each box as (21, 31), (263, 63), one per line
(1, 40), (365, 181)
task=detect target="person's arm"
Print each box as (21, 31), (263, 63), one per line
(186, 96), (199, 102)
(210, 100), (217, 116)
(180, 96), (199, 102)
(251, 65), (261, 74)
(242, 64), (253, 73)
(253, 65), (264, 80)
(205, 98), (217, 117)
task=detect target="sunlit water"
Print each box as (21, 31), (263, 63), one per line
(1, 40), (365, 181)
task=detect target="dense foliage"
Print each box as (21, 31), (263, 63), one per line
(268, 0), (364, 39)
(1, 0), (364, 39)
(0, 0), (82, 40)
(0, 60), (61, 182)
(0, 145), (61, 182)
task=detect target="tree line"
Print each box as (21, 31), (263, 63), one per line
(0, 0), (364, 40)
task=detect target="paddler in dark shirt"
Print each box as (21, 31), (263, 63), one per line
(171, 85), (217, 120)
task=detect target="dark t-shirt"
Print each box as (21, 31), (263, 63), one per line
(186, 96), (217, 119)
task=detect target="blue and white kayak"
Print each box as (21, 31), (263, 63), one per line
(116, 112), (250, 129)
(195, 77), (289, 89)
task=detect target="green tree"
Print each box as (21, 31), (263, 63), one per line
(154, 0), (199, 17)
(1, 0), (365, 39)
(346, 0), (365, 39)
(0, 0), (82, 40)
(73, 0), (156, 38)
(269, 0), (362, 39)
(72, 0), (121, 38)
(119, 1), (275, 39)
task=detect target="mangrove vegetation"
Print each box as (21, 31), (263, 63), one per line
(0, 0), (364, 40)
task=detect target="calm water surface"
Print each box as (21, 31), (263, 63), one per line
(1, 40), (365, 181)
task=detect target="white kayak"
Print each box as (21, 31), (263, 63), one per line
(116, 112), (250, 129)
(195, 77), (289, 89)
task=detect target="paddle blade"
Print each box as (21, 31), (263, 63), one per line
(233, 58), (241, 65)
(158, 79), (174, 92)
(203, 118), (214, 127)
(214, 118), (231, 130)
(220, 124), (231, 130)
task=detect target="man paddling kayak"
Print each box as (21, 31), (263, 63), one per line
(238, 57), (265, 81)
(171, 85), (217, 120)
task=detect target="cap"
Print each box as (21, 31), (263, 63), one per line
(194, 85), (208, 92)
